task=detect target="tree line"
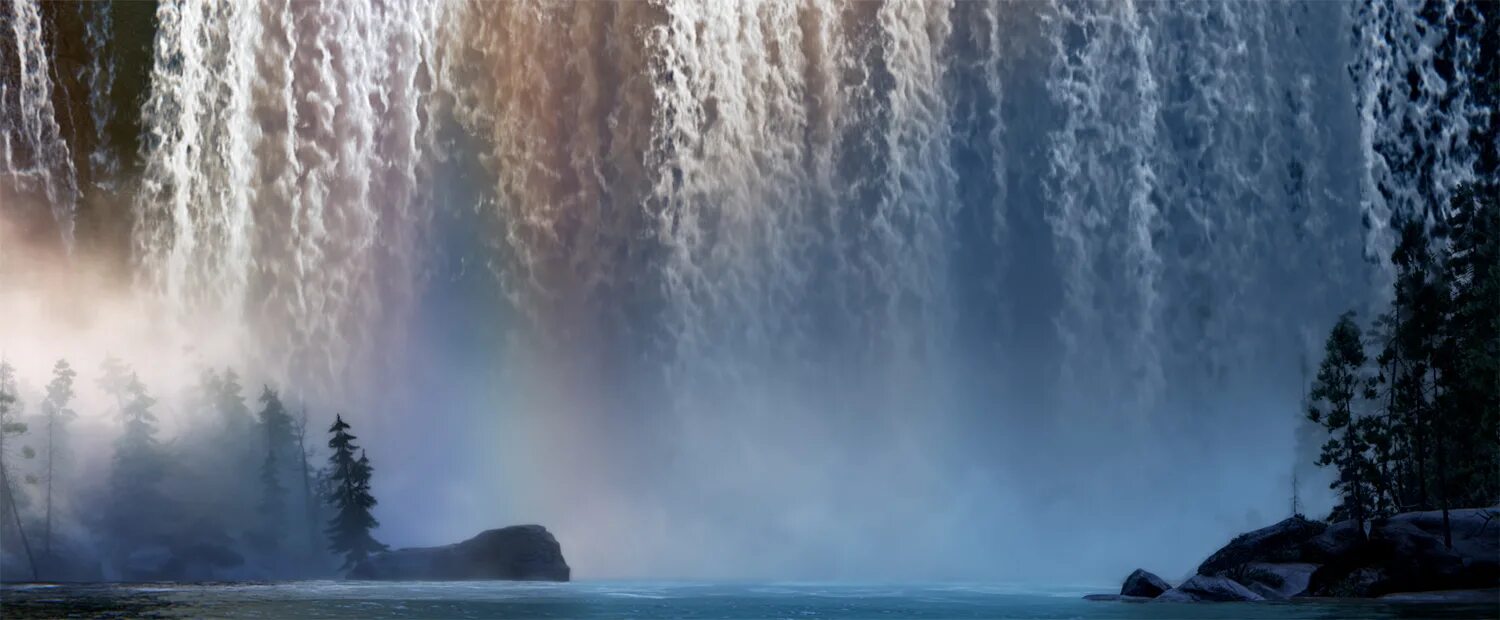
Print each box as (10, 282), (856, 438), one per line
(0, 357), (385, 580)
(1305, 181), (1498, 545)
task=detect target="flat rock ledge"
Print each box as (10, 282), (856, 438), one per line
(351, 524), (570, 581)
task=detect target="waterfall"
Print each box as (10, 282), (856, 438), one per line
(1, 0), (1493, 578)
(128, 0), (440, 387)
(1, 0), (79, 247)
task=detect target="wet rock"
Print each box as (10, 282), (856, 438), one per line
(352, 524), (569, 581)
(1368, 508), (1499, 594)
(1120, 568), (1171, 598)
(1196, 515), (1326, 576)
(1299, 519), (1362, 564)
(1305, 508), (1499, 597)
(1234, 562), (1317, 600)
(1154, 575), (1265, 602)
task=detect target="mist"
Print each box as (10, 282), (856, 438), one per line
(2, 0), (1486, 585)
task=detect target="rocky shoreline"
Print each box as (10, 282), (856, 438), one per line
(1088, 507), (1498, 603)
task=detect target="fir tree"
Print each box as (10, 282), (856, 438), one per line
(39, 359), (76, 562)
(0, 361), (37, 579)
(216, 369), (254, 433)
(257, 387), (293, 548)
(107, 373), (168, 557)
(1308, 312), (1376, 534)
(325, 415), (385, 571)
(1432, 182), (1500, 545)
(258, 446), (284, 549)
(98, 355), (131, 414)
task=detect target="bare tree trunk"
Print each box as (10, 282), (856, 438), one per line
(1430, 368), (1452, 549)
(296, 407), (318, 558)
(44, 409), (53, 563)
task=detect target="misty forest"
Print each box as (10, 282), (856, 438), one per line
(0, 0), (1498, 611)
(1, 359), (389, 580)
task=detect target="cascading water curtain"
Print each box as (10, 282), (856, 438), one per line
(1, 0), (1492, 578)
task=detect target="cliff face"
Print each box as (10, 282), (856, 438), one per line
(351, 525), (570, 582)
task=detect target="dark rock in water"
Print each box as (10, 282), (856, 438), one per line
(1371, 508), (1499, 594)
(1120, 569), (1171, 598)
(1308, 566), (1389, 598)
(1234, 562), (1317, 600)
(1082, 594), (1151, 602)
(352, 525), (569, 581)
(1196, 515), (1326, 576)
(1154, 575), (1265, 602)
(1306, 508), (1499, 597)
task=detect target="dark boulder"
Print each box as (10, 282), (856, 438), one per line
(1308, 566), (1389, 598)
(1305, 508), (1499, 597)
(1367, 508), (1498, 594)
(1234, 562), (1317, 600)
(1196, 515), (1326, 576)
(352, 525), (570, 581)
(1299, 519), (1362, 564)
(1154, 575), (1265, 602)
(1120, 569), (1171, 598)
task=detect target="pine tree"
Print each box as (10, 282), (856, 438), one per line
(257, 387), (293, 549)
(324, 415), (385, 571)
(1308, 312), (1376, 534)
(107, 372), (168, 557)
(1374, 218), (1444, 513)
(39, 359), (76, 562)
(0, 361), (37, 579)
(216, 369), (254, 432)
(1431, 182), (1500, 546)
(98, 355), (131, 414)
(259, 446), (283, 549)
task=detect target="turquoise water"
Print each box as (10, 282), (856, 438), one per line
(1, 582), (1495, 619)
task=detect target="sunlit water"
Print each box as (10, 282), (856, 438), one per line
(2, 582), (1495, 619)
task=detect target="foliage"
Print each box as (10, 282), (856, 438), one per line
(324, 415), (386, 571)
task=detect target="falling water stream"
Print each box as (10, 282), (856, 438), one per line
(1, 0), (1492, 580)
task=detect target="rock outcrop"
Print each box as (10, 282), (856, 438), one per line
(1306, 508), (1499, 597)
(1234, 562), (1317, 600)
(1195, 515), (1326, 575)
(1089, 507), (1499, 603)
(1154, 575), (1265, 602)
(352, 525), (570, 581)
(1120, 568), (1171, 598)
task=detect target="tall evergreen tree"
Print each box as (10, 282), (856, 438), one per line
(39, 359), (76, 562)
(324, 415), (385, 571)
(257, 387), (293, 549)
(107, 373), (168, 559)
(98, 355), (131, 414)
(1430, 182), (1500, 546)
(216, 370), (254, 433)
(0, 361), (37, 579)
(258, 446), (284, 549)
(1308, 312), (1376, 534)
